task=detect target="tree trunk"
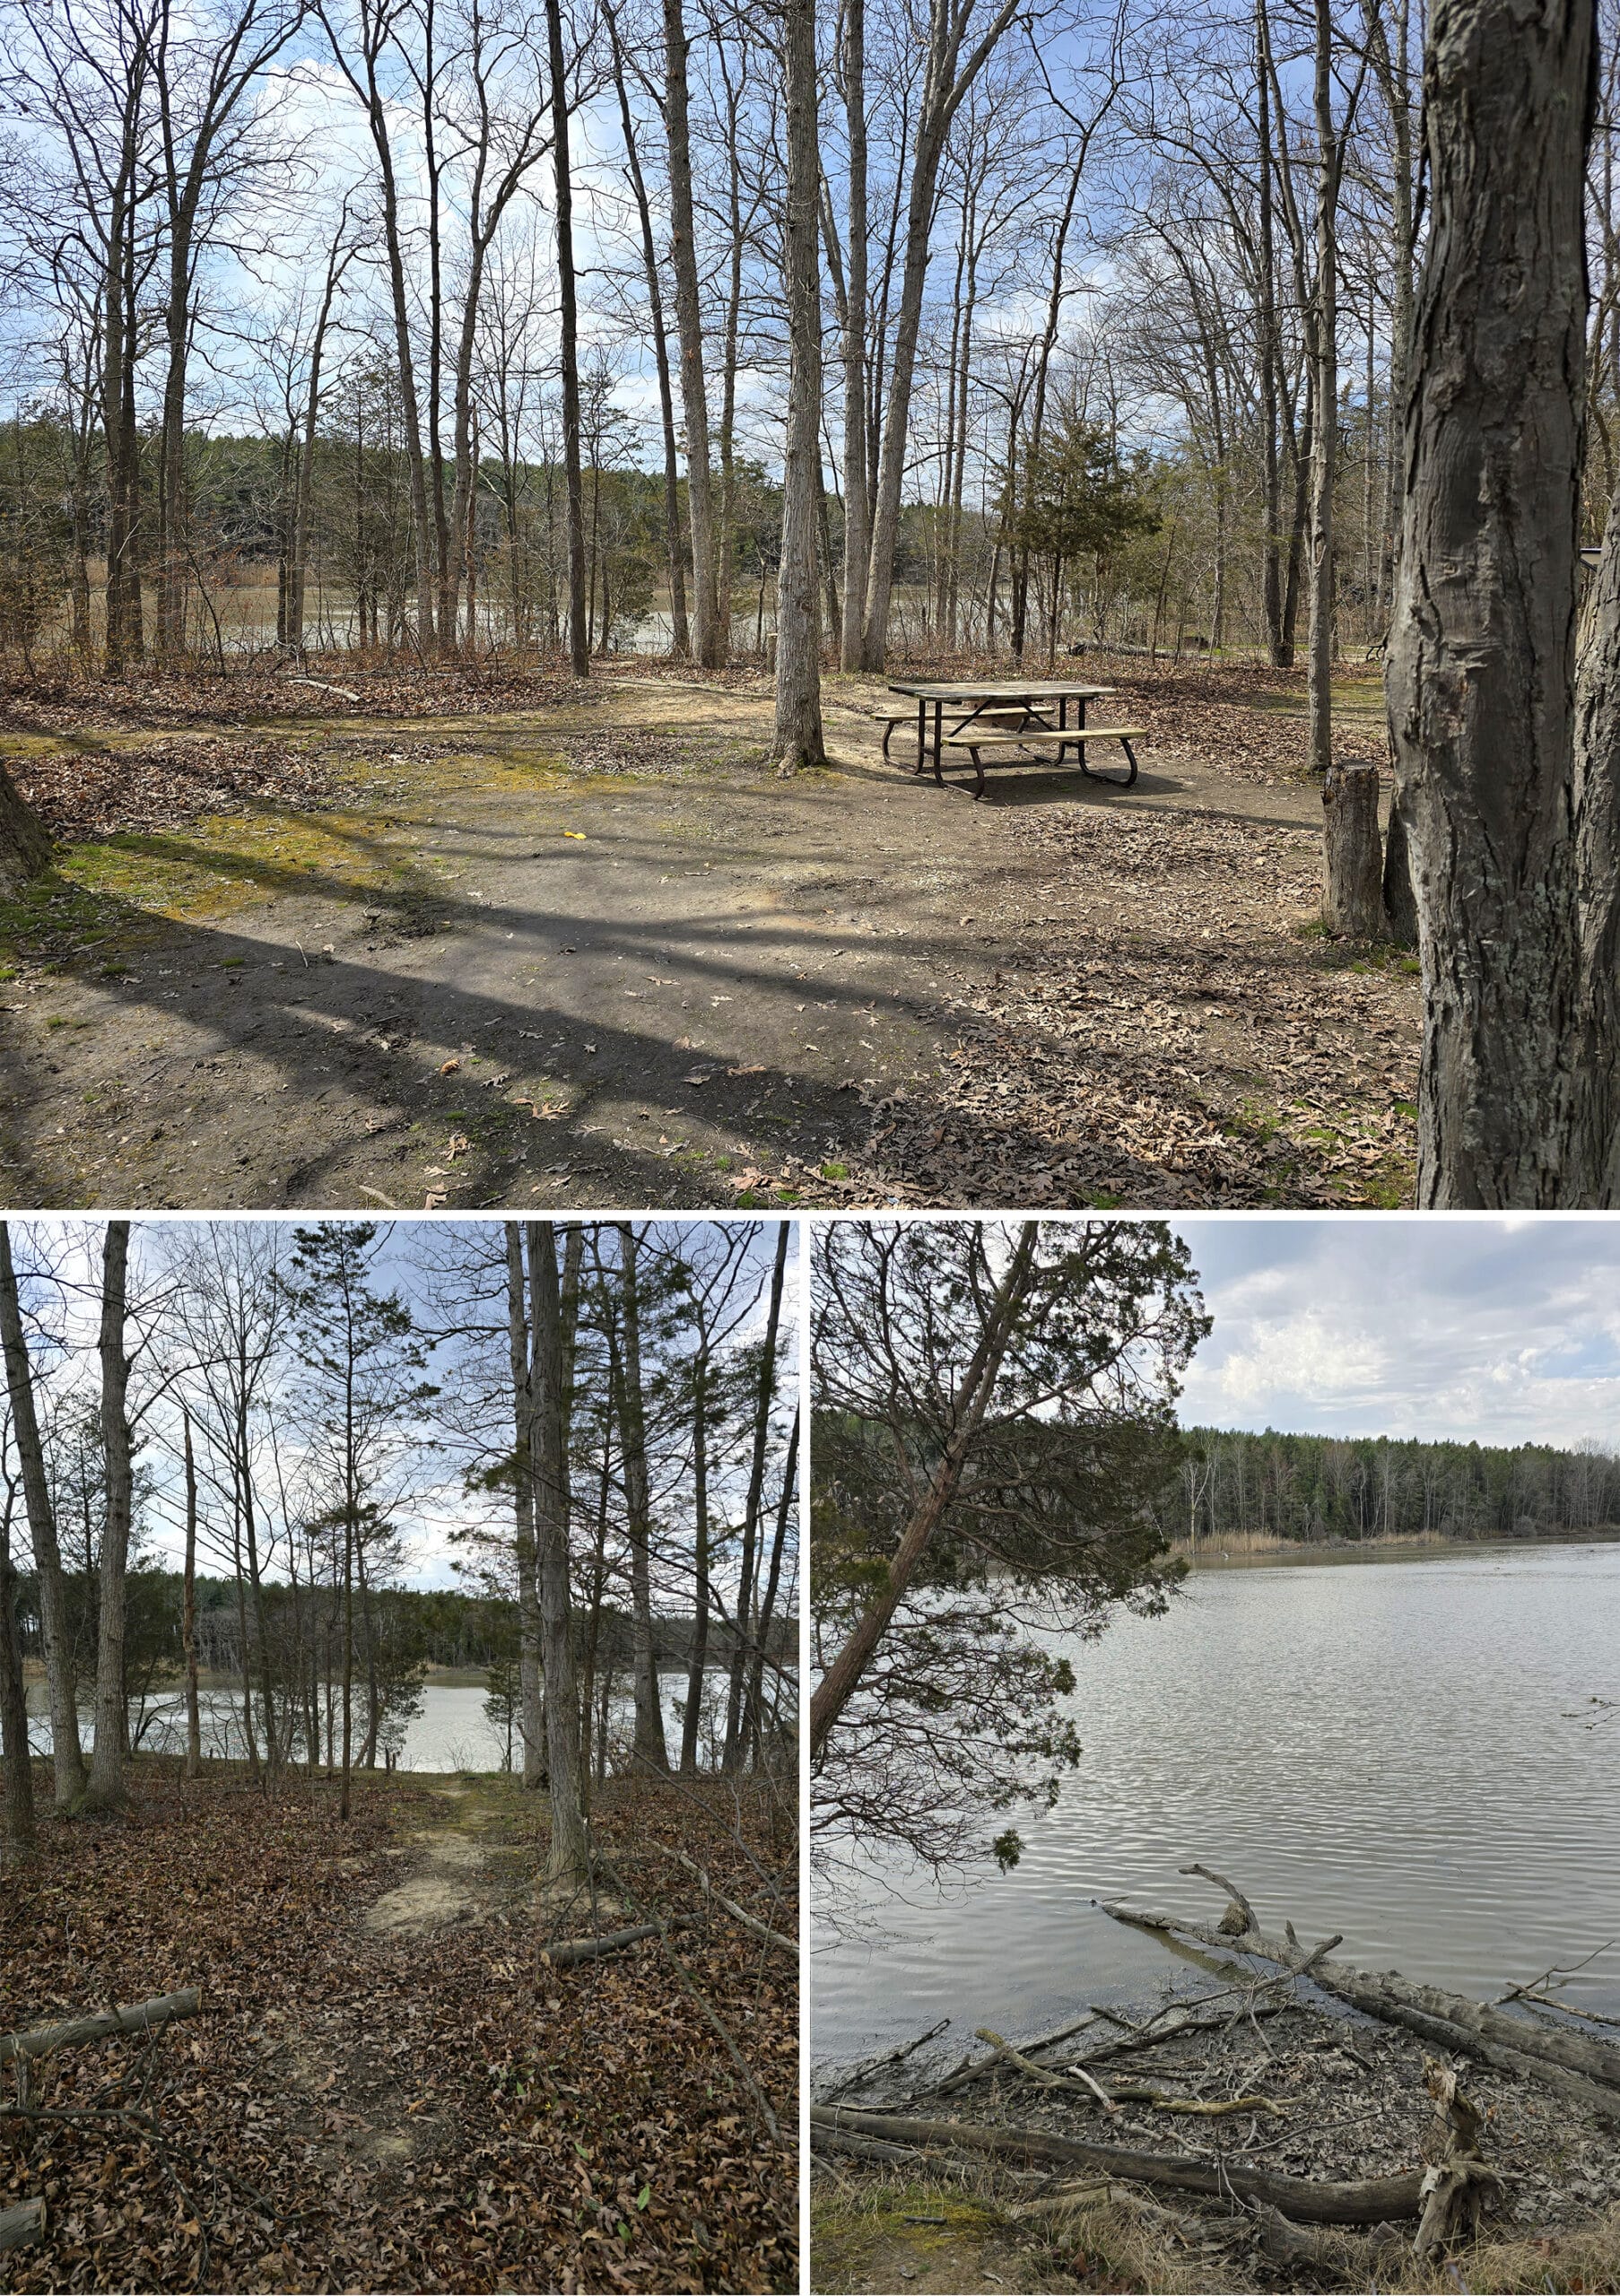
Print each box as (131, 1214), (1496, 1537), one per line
(724, 1222), (788, 1770)
(1385, 0), (1595, 1205)
(1320, 763), (1384, 935)
(810, 1226), (1039, 1760)
(744, 1408), (797, 1766)
(86, 1222), (132, 1812)
(182, 1410), (201, 1779)
(530, 1222), (589, 1894)
(0, 1224), (85, 1808)
(607, 6), (689, 658)
(505, 1224), (545, 1787)
(616, 1223), (669, 1771)
(775, 0), (826, 770)
(544, 0), (590, 676)
(662, 0), (722, 666)
(0, 1491), (38, 1868)
(838, 0), (869, 670)
(679, 1348), (710, 1776)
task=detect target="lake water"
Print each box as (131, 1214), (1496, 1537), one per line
(813, 1541), (1620, 2066)
(25, 1672), (717, 1775)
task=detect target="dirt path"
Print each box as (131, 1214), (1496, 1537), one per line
(0, 666), (1417, 1208)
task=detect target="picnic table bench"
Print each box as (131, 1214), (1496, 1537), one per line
(880, 678), (1143, 798)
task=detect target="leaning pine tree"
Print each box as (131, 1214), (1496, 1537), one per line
(1387, 0), (1620, 1204)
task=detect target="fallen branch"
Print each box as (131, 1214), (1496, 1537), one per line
(1, 1988), (201, 2067)
(285, 674), (361, 702)
(0, 2198), (45, 2251)
(542, 1919), (691, 1967)
(821, 2018), (950, 2102)
(809, 2105), (1425, 2224)
(1103, 1898), (1620, 2119)
(653, 1847), (796, 1956)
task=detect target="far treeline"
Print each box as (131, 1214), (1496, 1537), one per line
(1171, 1426), (1620, 1551)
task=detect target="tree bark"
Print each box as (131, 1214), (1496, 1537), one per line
(0, 768), (50, 891)
(1386, 0), (1596, 1205)
(1, 1988), (201, 2067)
(0, 1487), (38, 1867)
(505, 1225), (545, 1787)
(529, 1223), (589, 1893)
(724, 1222), (788, 1769)
(837, 0), (869, 670)
(662, 0), (722, 665)
(182, 1409), (201, 1779)
(544, 0), (590, 676)
(0, 1225), (85, 1810)
(86, 1222), (132, 1812)
(0, 2201), (45, 2253)
(616, 1223), (668, 1771)
(774, 0), (825, 770)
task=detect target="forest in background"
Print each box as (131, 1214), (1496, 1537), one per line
(0, 0), (1544, 674)
(1169, 1424), (1620, 1550)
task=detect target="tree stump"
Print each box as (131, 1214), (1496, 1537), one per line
(0, 764), (50, 892)
(1321, 760), (1385, 936)
(1413, 2057), (1505, 2260)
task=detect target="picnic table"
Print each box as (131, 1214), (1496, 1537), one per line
(882, 677), (1144, 799)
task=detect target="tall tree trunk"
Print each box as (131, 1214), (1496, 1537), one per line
(0, 1224), (84, 1807)
(616, 1224), (668, 1771)
(775, 0), (826, 770)
(838, 0), (870, 669)
(810, 1226), (1038, 1760)
(744, 1408), (797, 1767)
(606, 6), (689, 657)
(530, 1222), (590, 1894)
(545, 0), (590, 676)
(679, 1346), (710, 1776)
(0, 1488), (38, 1867)
(724, 1222), (788, 1770)
(86, 1222), (132, 1812)
(182, 1410), (201, 1779)
(662, 0), (723, 665)
(1386, 0), (1595, 1204)
(505, 1223), (545, 1787)
(1307, 0), (1341, 784)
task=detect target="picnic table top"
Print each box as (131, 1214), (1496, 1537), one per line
(886, 676), (1113, 700)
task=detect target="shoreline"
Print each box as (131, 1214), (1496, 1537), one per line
(1172, 1526), (1620, 1570)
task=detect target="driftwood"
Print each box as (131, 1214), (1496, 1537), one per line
(809, 2106), (1425, 2225)
(542, 1918), (691, 1967)
(285, 674), (361, 702)
(822, 2018), (951, 2102)
(1, 1988), (201, 2068)
(971, 2027), (1280, 2118)
(1413, 2057), (1507, 2260)
(0, 2197), (45, 2251)
(1106, 1892), (1620, 2120)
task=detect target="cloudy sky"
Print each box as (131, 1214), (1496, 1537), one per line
(1171, 1218), (1620, 1448)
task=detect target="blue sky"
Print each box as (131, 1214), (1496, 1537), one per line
(1172, 1218), (1620, 1448)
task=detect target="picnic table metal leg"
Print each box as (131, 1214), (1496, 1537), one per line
(913, 698), (926, 772)
(932, 701), (945, 786)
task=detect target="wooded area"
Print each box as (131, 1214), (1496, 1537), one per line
(1168, 1424), (1620, 1551)
(0, 1214), (798, 2292)
(0, 1214), (797, 1848)
(4, 0), (1620, 1198)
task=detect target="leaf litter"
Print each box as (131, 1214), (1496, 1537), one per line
(0, 1766), (797, 2293)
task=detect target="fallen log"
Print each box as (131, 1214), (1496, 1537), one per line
(1175, 1867), (1620, 2093)
(1, 1988), (200, 2067)
(0, 2197), (45, 2251)
(542, 1918), (692, 1967)
(1104, 1902), (1620, 2121)
(809, 2106), (1425, 2225)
